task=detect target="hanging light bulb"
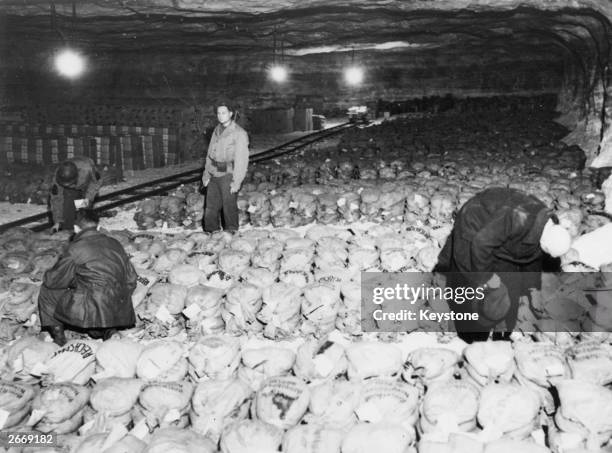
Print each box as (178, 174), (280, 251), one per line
(345, 66), (364, 85)
(270, 65), (288, 82)
(55, 48), (86, 79)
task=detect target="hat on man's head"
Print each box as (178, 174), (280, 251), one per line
(214, 99), (234, 112)
(56, 161), (78, 186)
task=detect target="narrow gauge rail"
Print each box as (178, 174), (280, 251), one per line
(0, 122), (356, 234)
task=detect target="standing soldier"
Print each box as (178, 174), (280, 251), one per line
(201, 101), (249, 233)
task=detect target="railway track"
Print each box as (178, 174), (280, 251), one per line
(0, 122), (356, 234)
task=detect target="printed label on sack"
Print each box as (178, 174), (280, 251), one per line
(130, 419), (149, 440)
(102, 422), (128, 450)
(0, 409), (10, 430)
(355, 401), (383, 423)
(162, 409), (181, 423)
(78, 419), (96, 436)
(155, 305), (174, 323)
(51, 342), (95, 360)
(313, 355), (334, 377)
(26, 409), (47, 426)
(12, 356), (24, 373)
(29, 362), (49, 376)
(182, 303), (201, 319)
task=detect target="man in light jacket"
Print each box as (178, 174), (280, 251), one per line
(201, 101), (249, 233)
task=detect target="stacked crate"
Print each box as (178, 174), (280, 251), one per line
(0, 122), (180, 172)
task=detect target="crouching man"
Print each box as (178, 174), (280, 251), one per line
(38, 209), (137, 345)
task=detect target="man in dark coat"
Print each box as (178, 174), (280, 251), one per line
(436, 187), (572, 343)
(50, 156), (103, 232)
(38, 209), (137, 345)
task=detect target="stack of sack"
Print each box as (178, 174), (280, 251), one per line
(190, 378), (253, 443)
(463, 341), (515, 386)
(253, 376), (310, 430)
(306, 379), (361, 430)
(0, 380), (36, 429)
(183, 285), (225, 336)
(188, 335), (241, 382)
(292, 191), (318, 226)
(183, 192), (205, 229)
(283, 424), (344, 453)
(247, 192), (271, 227)
(418, 380), (480, 437)
(158, 195), (185, 228)
(1, 281), (39, 326)
(134, 380), (193, 430)
(342, 422), (417, 453)
(294, 339), (347, 382)
(477, 383), (541, 440)
(378, 188), (406, 222)
(82, 377), (143, 434)
(94, 338), (143, 379)
(346, 342), (403, 380)
(269, 191), (293, 227)
(337, 280), (362, 336)
(220, 419), (284, 453)
(28, 383), (90, 434)
(337, 191), (361, 222)
(3, 336), (59, 380)
(222, 283), (263, 335)
(513, 341), (568, 413)
(551, 379), (612, 452)
(402, 348), (460, 387)
(258, 282), (303, 340)
(360, 188), (382, 220)
(238, 347), (296, 391)
(252, 239), (284, 273)
(355, 378), (420, 431)
(146, 427), (216, 453)
(136, 282), (187, 338)
(301, 282), (341, 338)
(565, 341), (612, 385)
(317, 192), (340, 224)
(136, 341), (188, 382)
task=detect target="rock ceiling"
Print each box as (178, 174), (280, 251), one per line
(1, 0), (610, 66)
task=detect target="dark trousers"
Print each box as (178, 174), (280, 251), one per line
(203, 174), (238, 233)
(38, 286), (117, 339)
(38, 286), (69, 328)
(61, 187), (85, 230)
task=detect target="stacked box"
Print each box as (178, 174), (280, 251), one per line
(51, 139), (59, 164)
(143, 135), (154, 168)
(67, 137), (74, 159)
(36, 139), (43, 164)
(27, 137), (37, 164)
(120, 136), (133, 171)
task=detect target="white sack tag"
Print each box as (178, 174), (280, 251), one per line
(182, 303), (202, 319)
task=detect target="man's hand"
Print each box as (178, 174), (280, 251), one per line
(230, 181), (240, 194)
(485, 273), (501, 289)
(51, 223), (60, 233)
(201, 175), (210, 187)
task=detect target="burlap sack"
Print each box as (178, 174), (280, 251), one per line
(253, 376), (310, 430)
(188, 335), (241, 381)
(220, 420), (284, 453)
(136, 341), (188, 382)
